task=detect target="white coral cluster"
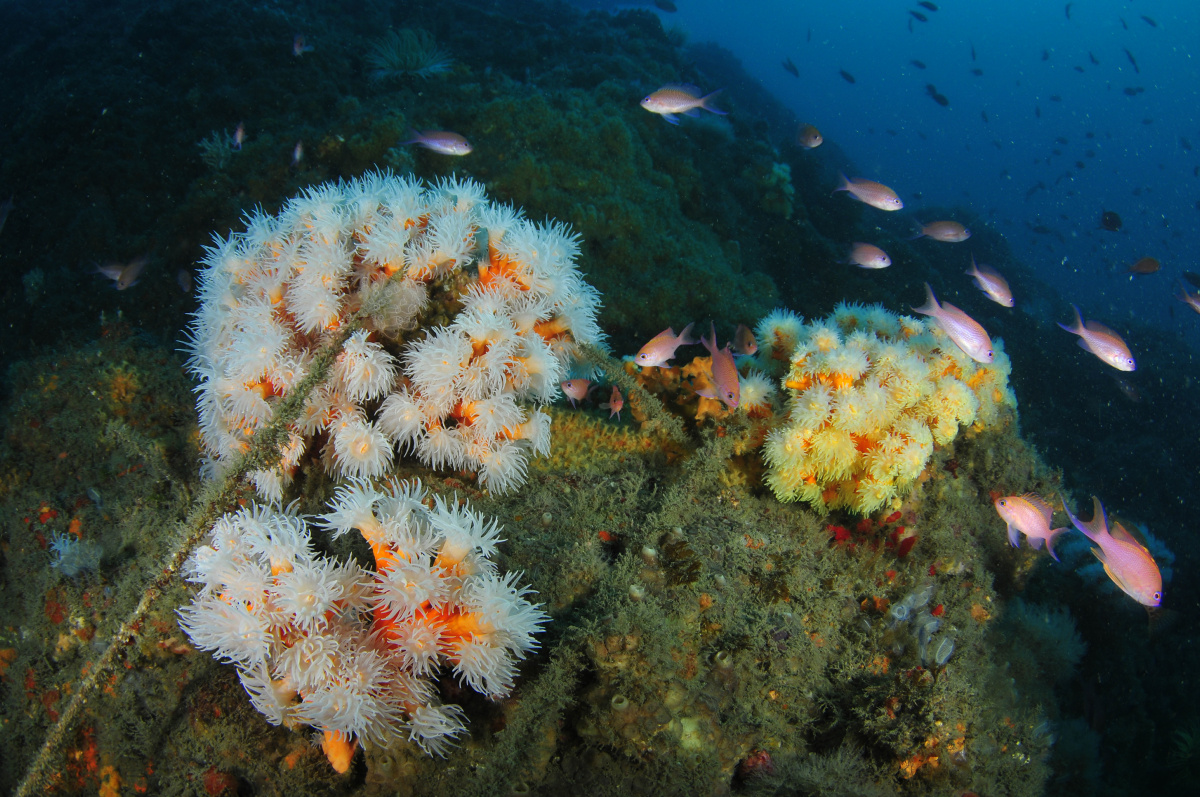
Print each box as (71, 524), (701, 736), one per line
(185, 171), (603, 499)
(177, 478), (548, 756)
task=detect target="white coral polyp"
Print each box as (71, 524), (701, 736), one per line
(179, 481), (547, 760)
(186, 171), (604, 500)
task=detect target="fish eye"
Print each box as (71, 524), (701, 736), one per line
(998, 499), (1006, 506)
(1154, 592), (1162, 601)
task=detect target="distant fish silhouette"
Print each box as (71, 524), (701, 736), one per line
(1182, 137), (1193, 152)
(970, 68), (983, 76)
(1035, 105), (1041, 117)
(981, 110), (989, 123)
(911, 59), (926, 69)
(925, 84), (949, 106)
(1099, 210), (1122, 232)
(909, 10), (928, 23)
(1141, 15), (1158, 28)
(840, 69), (856, 83)
(1074, 65), (1085, 73)
(807, 28), (812, 43)
(653, 0), (677, 11)
(1042, 49), (1050, 61)
(1064, 3), (1073, 21)
(1123, 48), (1140, 73)
(918, 1), (939, 11)
(1089, 51), (1099, 65)
(1123, 86), (1145, 96)
(782, 57), (799, 77)
(1120, 17), (1128, 30)
(971, 42), (976, 61)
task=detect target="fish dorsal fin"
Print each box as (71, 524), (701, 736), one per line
(1110, 521), (1149, 551)
(661, 83), (701, 96)
(1021, 493), (1053, 523)
(1083, 319), (1117, 337)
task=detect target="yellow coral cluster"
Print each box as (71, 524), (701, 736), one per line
(762, 301), (1015, 515)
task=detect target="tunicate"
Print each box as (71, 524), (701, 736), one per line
(713, 650), (734, 670)
(916, 615), (941, 648)
(910, 584), (936, 608)
(933, 636), (956, 665)
(628, 584), (646, 602)
(889, 602), (912, 624)
(611, 694), (631, 711)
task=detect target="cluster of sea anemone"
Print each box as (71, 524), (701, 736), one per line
(755, 302), (1015, 515)
(178, 478), (547, 768)
(185, 171), (603, 499)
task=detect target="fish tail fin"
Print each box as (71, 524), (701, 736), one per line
(400, 128), (422, 146)
(1057, 304), (1085, 336)
(967, 253), (979, 276)
(701, 322), (718, 357)
(832, 173), (850, 196)
(1045, 527), (1068, 562)
(678, 321), (698, 346)
(911, 282), (939, 317)
(1063, 495), (1107, 544)
(699, 89), (727, 115)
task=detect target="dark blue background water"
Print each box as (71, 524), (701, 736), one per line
(655, 0), (1200, 348)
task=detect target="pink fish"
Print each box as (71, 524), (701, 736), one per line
(96, 255), (148, 291)
(293, 34), (314, 57)
(697, 323), (740, 410)
(1057, 305), (1135, 371)
(560, 378), (594, 407)
(731, 324), (757, 356)
(913, 220), (971, 242)
(292, 140), (304, 166)
(1064, 496), (1162, 607)
(966, 255), (1013, 307)
(639, 84), (726, 125)
(832, 174), (903, 211)
(403, 129), (473, 156)
(994, 494), (1067, 560)
(233, 122), (245, 151)
(601, 386), (624, 420)
(1176, 280), (1200, 315)
(912, 283), (994, 363)
(635, 323), (697, 367)
(847, 242), (891, 269)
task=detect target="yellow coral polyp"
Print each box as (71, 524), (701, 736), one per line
(762, 303), (1015, 514)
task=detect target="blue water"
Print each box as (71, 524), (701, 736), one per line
(659, 0), (1200, 345)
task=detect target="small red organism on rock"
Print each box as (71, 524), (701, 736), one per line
(737, 749), (775, 779)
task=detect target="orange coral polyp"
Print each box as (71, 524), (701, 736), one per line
(479, 253), (531, 291)
(424, 606), (489, 642)
(785, 375), (811, 391)
(533, 316), (571, 341)
(831, 373), (855, 390)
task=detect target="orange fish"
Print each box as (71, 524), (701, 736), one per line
(698, 323), (740, 410)
(96, 255), (148, 291)
(914, 221), (971, 242)
(636, 323), (697, 367)
(561, 379), (593, 407)
(912, 283), (994, 363)
(640, 84), (726, 125)
(1125, 256), (1159, 276)
(1057, 305), (1135, 371)
(847, 242), (891, 269)
(1176, 280), (1200, 315)
(602, 386), (624, 420)
(833, 174), (903, 210)
(797, 124), (823, 148)
(994, 494), (1067, 560)
(966, 255), (1013, 307)
(1064, 496), (1162, 607)
(731, 324), (757, 356)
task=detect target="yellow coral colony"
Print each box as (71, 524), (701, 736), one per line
(761, 301), (1015, 515)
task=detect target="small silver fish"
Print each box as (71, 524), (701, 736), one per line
(1057, 305), (1135, 371)
(833, 174), (903, 211)
(912, 283), (994, 363)
(848, 242), (891, 269)
(403, 129), (473, 155)
(966, 255), (1013, 306)
(96, 255), (148, 291)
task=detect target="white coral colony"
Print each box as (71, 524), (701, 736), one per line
(185, 172), (604, 499)
(178, 479), (548, 761)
